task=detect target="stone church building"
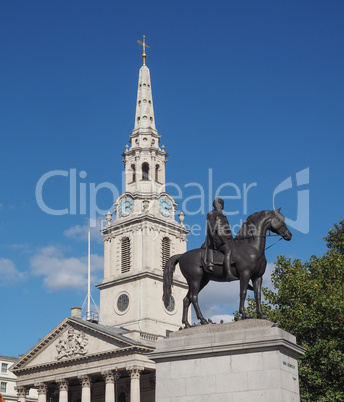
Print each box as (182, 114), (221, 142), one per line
(12, 44), (189, 402)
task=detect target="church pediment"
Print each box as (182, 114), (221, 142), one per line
(13, 317), (148, 372)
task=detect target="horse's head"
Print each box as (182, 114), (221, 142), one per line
(270, 208), (292, 241)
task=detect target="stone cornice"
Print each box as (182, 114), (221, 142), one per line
(113, 191), (173, 203)
(0, 355), (18, 362)
(11, 317), (152, 373)
(123, 144), (166, 158)
(11, 318), (70, 372)
(129, 128), (160, 138)
(150, 321), (306, 363)
(13, 344), (154, 376)
(151, 337), (305, 362)
(102, 213), (189, 237)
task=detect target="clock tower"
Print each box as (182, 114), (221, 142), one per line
(98, 40), (189, 342)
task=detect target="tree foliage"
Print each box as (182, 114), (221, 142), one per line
(236, 220), (344, 401)
(324, 220), (344, 255)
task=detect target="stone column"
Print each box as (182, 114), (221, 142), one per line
(15, 385), (27, 402)
(37, 383), (48, 402)
(128, 366), (143, 402)
(102, 371), (115, 402)
(57, 379), (69, 402)
(79, 375), (91, 402)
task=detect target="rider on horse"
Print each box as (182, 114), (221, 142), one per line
(202, 198), (237, 281)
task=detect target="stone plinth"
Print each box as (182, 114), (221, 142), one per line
(150, 319), (305, 402)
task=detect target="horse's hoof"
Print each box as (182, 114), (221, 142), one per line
(200, 319), (209, 325)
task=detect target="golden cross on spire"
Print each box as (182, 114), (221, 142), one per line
(137, 35), (150, 65)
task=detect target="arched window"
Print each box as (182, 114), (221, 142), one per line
(155, 164), (159, 182)
(142, 162), (149, 181)
(162, 237), (171, 270)
(121, 237), (131, 273)
(131, 164), (136, 182)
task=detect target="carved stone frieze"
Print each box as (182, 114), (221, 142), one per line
(56, 326), (88, 360)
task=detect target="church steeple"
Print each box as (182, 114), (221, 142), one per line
(99, 40), (189, 340)
(123, 37), (167, 194)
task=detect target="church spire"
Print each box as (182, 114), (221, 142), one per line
(133, 36), (156, 132)
(99, 40), (189, 338)
(123, 36), (166, 193)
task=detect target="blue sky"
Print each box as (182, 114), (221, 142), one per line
(1, 1), (343, 356)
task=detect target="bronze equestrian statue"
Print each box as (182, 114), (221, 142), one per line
(163, 205), (292, 328)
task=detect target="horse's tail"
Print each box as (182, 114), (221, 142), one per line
(163, 254), (182, 308)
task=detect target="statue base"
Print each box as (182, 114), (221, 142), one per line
(150, 319), (305, 402)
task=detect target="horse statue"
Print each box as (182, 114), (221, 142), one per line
(163, 208), (292, 328)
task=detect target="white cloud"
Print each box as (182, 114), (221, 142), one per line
(5, 243), (31, 251)
(0, 258), (27, 286)
(263, 262), (276, 290)
(199, 281), (241, 315)
(64, 218), (105, 243)
(30, 246), (103, 292)
(64, 224), (88, 241)
(209, 314), (235, 323)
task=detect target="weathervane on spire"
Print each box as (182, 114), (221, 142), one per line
(137, 35), (150, 66)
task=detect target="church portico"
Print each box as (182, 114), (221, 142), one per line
(13, 316), (156, 402)
(17, 363), (154, 402)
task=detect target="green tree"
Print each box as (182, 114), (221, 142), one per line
(237, 221), (344, 401)
(324, 220), (344, 255)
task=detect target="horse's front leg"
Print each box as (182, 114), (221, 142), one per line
(239, 273), (250, 319)
(190, 279), (208, 325)
(252, 276), (268, 319)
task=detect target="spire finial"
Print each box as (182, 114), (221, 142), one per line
(137, 35), (150, 66)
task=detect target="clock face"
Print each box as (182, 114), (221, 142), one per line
(119, 196), (134, 217)
(159, 196), (172, 217)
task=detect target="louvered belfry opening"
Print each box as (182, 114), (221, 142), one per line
(121, 237), (131, 273)
(162, 237), (171, 270)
